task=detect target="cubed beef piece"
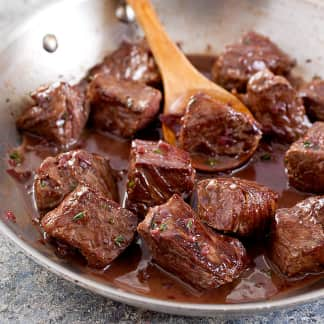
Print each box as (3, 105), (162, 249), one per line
(247, 69), (309, 142)
(138, 194), (247, 290)
(35, 149), (118, 212)
(285, 122), (324, 193)
(126, 140), (195, 216)
(42, 185), (137, 268)
(16, 82), (89, 147)
(299, 79), (324, 121)
(211, 31), (295, 92)
(88, 39), (161, 86)
(269, 196), (324, 277)
(87, 74), (161, 137)
(197, 177), (278, 237)
(177, 93), (261, 170)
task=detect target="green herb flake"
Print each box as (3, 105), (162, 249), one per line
(159, 223), (168, 232)
(69, 181), (78, 191)
(40, 180), (47, 188)
(114, 235), (125, 247)
(303, 141), (312, 148)
(61, 112), (68, 120)
(101, 202), (112, 212)
(108, 218), (115, 225)
(127, 180), (135, 189)
(151, 222), (157, 230)
(9, 151), (22, 164)
(205, 158), (218, 167)
(186, 219), (193, 230)
(261, 153), (271, 161)
(261, 268), (272, 276)
(153, 148), (163, 154)
(72, 211), (85, 221)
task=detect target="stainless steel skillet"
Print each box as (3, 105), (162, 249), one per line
(0, 0), (323, 316)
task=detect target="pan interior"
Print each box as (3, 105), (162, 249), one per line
(0, 0), (324, 316)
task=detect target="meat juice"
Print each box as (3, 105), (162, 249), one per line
(9, 55), (323, 304)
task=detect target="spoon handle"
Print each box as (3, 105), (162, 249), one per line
(126, 0), (205, 103)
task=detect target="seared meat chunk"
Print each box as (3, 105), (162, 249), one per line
(17, 82), (89, 147)
(138, 194), (247, 290)
(42, 185), (137, 268)
(211, 31), (295, 92)
(177, 93), (261, 170)
(35, 149), (118, 212)
(126, 140), (195, 216)
(269, 196), (324, 277)
(197, 177), (278, 237)
(285, 122), (324, 193)
(87, 74), (161, 137)
(247, 69), (309, 142)
(299, 79), (324, 121)
(88, 39), (161, 86)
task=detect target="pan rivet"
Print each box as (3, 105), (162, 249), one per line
(42, 34), (58, 53)
(115, 3), (135, 23)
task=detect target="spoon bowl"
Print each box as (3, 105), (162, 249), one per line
(127, 0), (261, 171)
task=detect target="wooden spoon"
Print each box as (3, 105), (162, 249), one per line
(127, 0), (261, 171)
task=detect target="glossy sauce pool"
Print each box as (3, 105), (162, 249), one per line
(8, 55), (323, 304)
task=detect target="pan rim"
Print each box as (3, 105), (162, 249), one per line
(0, 0), (323, 315)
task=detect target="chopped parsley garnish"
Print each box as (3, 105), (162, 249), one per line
(101, 202), (112, 212)
(160, 223), (168, 231)
(153, 148), (163, 154)
(114, 235), (125, 247)
(186, 219), (193, 230)
(72, 211), (85, 221)
(108, 218), (115, 225)
(151, 222), (157, 230)
(261, 268), (272, 276)
(205, 158), (218, 167)
(40, 180), (47, 188)
(9, 151), (22, 164)
(127, 180), (135, 189)
(61, 112), (68, 120)
(261, 153), (271, 161)
(69, 181), (78, 191)
(303, 141), (312, 148)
